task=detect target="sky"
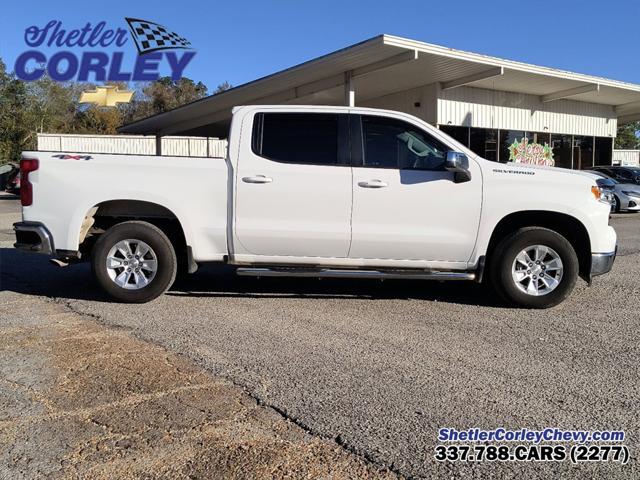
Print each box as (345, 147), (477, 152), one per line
(1, 0), (639, 92)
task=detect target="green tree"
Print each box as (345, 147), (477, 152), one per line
(0, 57), (213, 162)
(73, 106), (124, 135)
(0, 59), (29, 163)
(120, 77), (209, 124)
(615, 121), (640, 149)
(25, 77), (86, 135)
(214, 81), (232, 94)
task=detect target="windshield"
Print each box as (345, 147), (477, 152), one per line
(588, 171), (619, 184)
(596, 178), (615, 187)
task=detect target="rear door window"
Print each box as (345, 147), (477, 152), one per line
(252, 112), (348, 166)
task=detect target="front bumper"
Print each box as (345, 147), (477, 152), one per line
(623, 195), (640, 211)
(13, 221), (54, 255)
(590, 247), (617, 278)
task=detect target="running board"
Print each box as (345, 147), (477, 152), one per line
(236, 268), (475, 281)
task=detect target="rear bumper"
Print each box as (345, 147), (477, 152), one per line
(590, 247), (617, 277)
(13, 221), (54, 255)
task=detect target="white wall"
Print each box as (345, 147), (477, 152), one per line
(437, 86), (617, 137)
(38, 134), (155, 155)
(613, 149), (640, 166)
(161, 137), (228, 158)
(361, 84), (618, 137)
(37, 134), (228, 158)
(360, 83), (439, 125)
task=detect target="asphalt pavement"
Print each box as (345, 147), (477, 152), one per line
(0, 194), (394, 479)
(1, 194), (638, 479)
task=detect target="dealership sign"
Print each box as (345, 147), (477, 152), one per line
(508, 138), (555, 167)
(14, 18), (196, 82)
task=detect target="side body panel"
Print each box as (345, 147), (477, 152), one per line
(348, 110), (483, 266)
(349, 167), (481, 265)
(471, 162), (617, 265)
(228, 105), (484, 270)
(231, 109), (353, 258)
(21, 152), (229, 261)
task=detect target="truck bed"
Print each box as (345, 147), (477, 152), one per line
(21, 151), (229, 261)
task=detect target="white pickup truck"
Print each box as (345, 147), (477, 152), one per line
(14, 105), (617, 308)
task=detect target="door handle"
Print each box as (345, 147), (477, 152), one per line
(242, 175), (273, 184)
(358, 179), (388, 188)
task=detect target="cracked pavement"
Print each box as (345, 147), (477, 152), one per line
(0, 297), (396, 479)
(1, 192), (639, 479)
(0, 195), (396, 479)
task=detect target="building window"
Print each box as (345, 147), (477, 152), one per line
(551, 134), (572, 169)
(594, 137), (613, 166)
(439, 125), (469, 148)
(499, 130), (526, 163)
(529, 132), (551, 145)
(253, 112), (342, 165)
(470, 128), (498, 161)
(435, 125), (607, 170)
(573, 136), (594, 170)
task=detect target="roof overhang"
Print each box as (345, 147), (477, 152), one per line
(119, 34), (640, 135)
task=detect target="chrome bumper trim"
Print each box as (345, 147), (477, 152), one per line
(590, 247), (617, 277)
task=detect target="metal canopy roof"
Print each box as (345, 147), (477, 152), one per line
(119, 34), (640, 136)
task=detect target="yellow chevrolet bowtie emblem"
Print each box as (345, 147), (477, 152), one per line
(79, 86), (134, 107)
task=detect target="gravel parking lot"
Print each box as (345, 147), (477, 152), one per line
(1, 193), (638, 479)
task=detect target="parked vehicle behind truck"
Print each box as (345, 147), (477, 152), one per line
(14, 106), (617, 308)
(585, 169), (640, 213)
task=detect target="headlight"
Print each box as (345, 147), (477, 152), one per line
(591, 186), (612, 204)
(622, 191), (640, 197)
(591, 185), (601, 200)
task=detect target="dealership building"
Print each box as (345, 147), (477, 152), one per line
(120, 35), (640, 168)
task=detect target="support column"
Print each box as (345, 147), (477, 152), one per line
(344, 71), (355, 107)
(155, 134), (162, 156)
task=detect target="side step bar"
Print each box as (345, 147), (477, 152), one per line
(236, 268), (475, 281)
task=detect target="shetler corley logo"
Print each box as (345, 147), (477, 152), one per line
(14, 18), (196, 82)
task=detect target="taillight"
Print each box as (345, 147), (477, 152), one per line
(20, 158), (39, 206)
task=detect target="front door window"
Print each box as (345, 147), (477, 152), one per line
(362, 115), (448, 170)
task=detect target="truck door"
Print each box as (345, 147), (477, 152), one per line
(349, 114), (482, 265)
(234, 111), (352, 258)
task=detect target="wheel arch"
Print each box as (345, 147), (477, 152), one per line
(486, 211), (592, 281)
(79, 199), (190, 267)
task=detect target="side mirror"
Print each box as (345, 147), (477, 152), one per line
(445, 151), (471, 183)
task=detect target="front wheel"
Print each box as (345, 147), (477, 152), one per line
(489, 227), (579, 309)
(613, 195), (621, 213)
(92, 221), (177, 303)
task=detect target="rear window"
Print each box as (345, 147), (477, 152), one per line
(252, 113), (340, 166)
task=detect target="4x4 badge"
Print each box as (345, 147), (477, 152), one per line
(52, 154), (93, 160)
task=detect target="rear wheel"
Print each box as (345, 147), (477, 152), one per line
(489, 227), (579, 309)
(92, 221), (177, 303)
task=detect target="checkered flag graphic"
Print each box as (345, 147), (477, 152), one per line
(125, 18), (192, 54)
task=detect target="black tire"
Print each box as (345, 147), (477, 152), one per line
(613, 195), (621, 213)
(91, 221), (177, 303)
(489, 227), (579, 309)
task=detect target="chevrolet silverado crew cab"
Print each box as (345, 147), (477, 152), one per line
(14, 105), (617, 308)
